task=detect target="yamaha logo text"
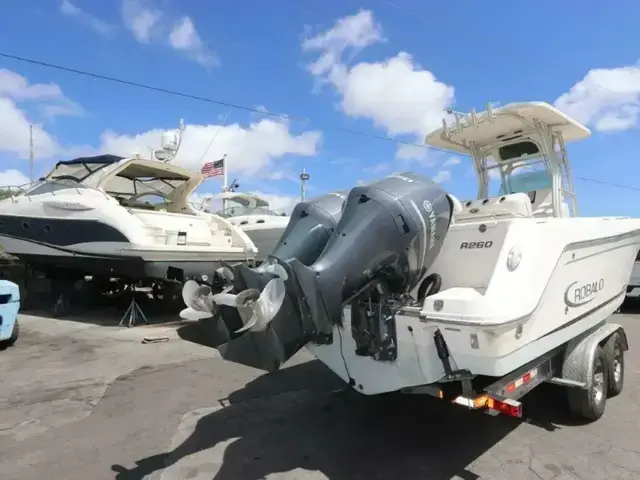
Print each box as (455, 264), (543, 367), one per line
(423, 200), (436, 250)
(564, 279), (604, 308)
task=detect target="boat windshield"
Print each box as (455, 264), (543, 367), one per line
(496, 168), (552, 195)
(104, 163), (192, 210)
(26, 155), (122, 196)
(217, 205), (286, 217)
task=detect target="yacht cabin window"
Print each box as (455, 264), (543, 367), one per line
(27, 155), (122, 195)
(103, 164), (190, 210)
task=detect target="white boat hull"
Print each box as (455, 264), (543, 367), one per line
(0, 185), (257, 280)
(243, 225), (288, 263)
(308, 217), (640, 395)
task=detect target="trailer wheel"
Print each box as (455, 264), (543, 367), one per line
(567, 346), (607, 422)
(603, 333), (624, 398)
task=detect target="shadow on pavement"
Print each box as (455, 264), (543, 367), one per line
(111, 357), (584, 480)
(619, 295), (640, 314)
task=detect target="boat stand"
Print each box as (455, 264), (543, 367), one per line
(52, 292), (72, 318)
(51, 277), (78, 318)
(119, 297), (149, 328)
(118, 287), (150, 328)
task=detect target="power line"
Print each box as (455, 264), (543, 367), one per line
(0, 52), (451, 154)
(2, 52), (640, 194)
(576, 176), (640, 192)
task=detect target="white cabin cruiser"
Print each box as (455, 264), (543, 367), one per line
(201, 191), (291, 263)
(0, 154), (257, 282)
(184, 101), (640, 422)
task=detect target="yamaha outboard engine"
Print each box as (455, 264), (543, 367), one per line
(181, 191), (347, 361)
(215, 172), (453, 372)
(232, 190), (348, 293)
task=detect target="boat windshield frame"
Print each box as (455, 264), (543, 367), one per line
(429, 104), (581, 218)
(215, 205), (287, 218)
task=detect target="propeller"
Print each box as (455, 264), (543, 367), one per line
(179, 279), (224, 320)
(179, 307), (214, 321)
(263, 262), (288, 281)
(211, 277), (286, 333)
(216, 265), (235, 283)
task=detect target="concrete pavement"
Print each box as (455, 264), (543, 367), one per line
(1, 311), (640, 479)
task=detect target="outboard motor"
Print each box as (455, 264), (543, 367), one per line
(215, 172), (453, 372)
(181, 191), (347, 362)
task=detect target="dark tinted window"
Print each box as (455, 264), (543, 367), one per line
(498, 141), (540, 161)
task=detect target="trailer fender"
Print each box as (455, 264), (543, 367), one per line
(561, 323), (628, 390)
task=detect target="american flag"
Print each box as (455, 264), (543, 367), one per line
(200, 157), (225, 177)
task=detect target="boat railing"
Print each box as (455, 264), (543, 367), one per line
(3, 178), (112, 203)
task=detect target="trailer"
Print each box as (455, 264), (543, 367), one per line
(400, 320), (627, 422)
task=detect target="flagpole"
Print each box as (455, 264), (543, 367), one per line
(221, 154), (228, 210)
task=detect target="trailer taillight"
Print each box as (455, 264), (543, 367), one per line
(505, 368), (538, 393)
(487, 397), (523, 418)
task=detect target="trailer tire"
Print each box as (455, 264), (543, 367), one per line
(603, 333), (624, 398)
(567, 346), (607, 422)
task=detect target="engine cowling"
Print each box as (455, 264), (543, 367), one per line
(180, 190), (347, 366)
(216, 172), (453, 372)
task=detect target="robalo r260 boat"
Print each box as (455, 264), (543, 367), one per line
(183, 101), (640, 422)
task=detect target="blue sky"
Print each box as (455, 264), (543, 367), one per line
(0, 1), (639, 215)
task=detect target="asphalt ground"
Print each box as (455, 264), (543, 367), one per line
(1, 304), (640, 480)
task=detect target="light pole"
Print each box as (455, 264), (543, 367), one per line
(300, 168), (310, 202)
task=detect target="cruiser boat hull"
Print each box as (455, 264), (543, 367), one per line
(242, 219), (291, 263)
(0, 155), (258, 282)
(203, 191), (292, 264)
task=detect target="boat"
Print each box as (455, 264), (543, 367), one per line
(0, 153), (258, 283)
(626, 253), (640, 296)
(183, 101), (640, 421)
(200, 191), (291, 264)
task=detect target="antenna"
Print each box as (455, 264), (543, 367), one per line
(227, 178), (239, 192)
(154, 118), (185, 162)
(29, 125), (34, 183)
(300, 168), (310, 201)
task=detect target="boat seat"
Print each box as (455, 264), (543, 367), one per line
(454, 193), (533, 223)
(528, 188), (570, 217)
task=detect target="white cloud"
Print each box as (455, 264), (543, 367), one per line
(98, 119), (322, 179)
(60, 0), (113, 35)
(0, 68), (318, 181)
(121, 0), (162, 44)
(250, 191), (300, 213)
(0, 169), (30, 188)
(432, 170), (451, 183)
(301, 10), (384, 79)
(364, 162), (389, 175)
(0, 97), (61, 159)
(0, 69), (83, 119)
(396, 144), (427, 161)
(121, 0), (217, 67)
(302, 11), (455, 160)
(443, 156), (461, 167)
(169, 17), (218, 68)
(555, 64), (640, 132)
